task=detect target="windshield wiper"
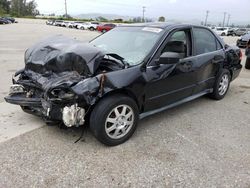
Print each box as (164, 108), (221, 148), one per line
(105, 53), (130, 68)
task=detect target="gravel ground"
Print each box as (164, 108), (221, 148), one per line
(0, 19), (250, 188)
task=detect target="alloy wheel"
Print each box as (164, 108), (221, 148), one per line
(218, 74), (229, 96)
(105, 105), (134, 139)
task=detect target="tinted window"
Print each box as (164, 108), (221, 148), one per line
(162, 30), (190, 58)
(193, 28), (217, 55)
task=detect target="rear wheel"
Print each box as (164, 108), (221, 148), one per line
(90, 94), (139, 146)
(102, 29), (107, 33)
(209, 69), (231, 100)
(89, 27), (94, 31)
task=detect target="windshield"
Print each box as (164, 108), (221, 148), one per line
(90, 26), (163, 66)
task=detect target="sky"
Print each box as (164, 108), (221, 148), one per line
(35, 0), (250, 25)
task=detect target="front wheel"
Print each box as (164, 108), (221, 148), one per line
(209, 69), (231, 100)
(90, 94), (139, 146)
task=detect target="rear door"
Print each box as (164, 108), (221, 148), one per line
(191, 27), (225, 94)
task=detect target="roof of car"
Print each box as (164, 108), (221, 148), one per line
(120, 22), (207, 30)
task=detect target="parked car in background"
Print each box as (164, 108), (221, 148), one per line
(214, 27), (230, 36)
(89, 22), (99, 31)
(97, 23), (116, 33)
(237, 33), (250, 48)
(73, 21), (85, 28)
(4, 17), (16, 23)
(235, 28), (250, 36)
(46, 19), (55, 25)
(0, 17), (10, 24)
(77, 22), (99, 30)
(77, 22), (91, 30)
(53, 20), (64, 26)
(227, 28), (238, 36)
(61, 21), (74, 27)
(5, 23), (242, 146)
(67, 22), (75, 28)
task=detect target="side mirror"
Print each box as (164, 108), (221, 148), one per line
(157, 52), (181, 65)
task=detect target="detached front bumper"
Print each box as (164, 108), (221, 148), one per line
(4, 95), (42, 107)
(4, 93), (86, 127)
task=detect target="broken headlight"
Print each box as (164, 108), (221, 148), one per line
(9, 84), (25, 95)
(49, 88), (76, 100)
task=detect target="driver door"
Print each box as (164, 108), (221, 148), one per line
(144, 28), (197, 112)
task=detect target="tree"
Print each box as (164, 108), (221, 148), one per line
(0, 0), (11, 14)
(10, 0), (39, 16)
(158, 16), (165, 22)
(25, 0), (39, 16)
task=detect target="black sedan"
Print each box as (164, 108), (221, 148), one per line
(237, 33), (250, 48)
(0, 17), (10, 24)
(5, 23), (242, 146)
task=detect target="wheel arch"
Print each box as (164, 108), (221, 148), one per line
(85, 88), (142, 124)
(100, 89), (140, 109)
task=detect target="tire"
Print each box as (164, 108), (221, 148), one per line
(209, 69), (231, 100)
(245, 58), (250, 69)
(221, 33), (226, 36)
(89, 27), (94, 31)
(102, 29), (107, 33)
(90, 94), (139, 146)
(80, 27), (84, 30)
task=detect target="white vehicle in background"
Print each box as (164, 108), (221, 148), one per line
(77, 22), (98, 31)
(67, 22), (74, 28)
(61, 21), (69, 27)
(53, 20), (64, 26)
(61, 21), (75, 28)
(73, 21), (85, 29)
(214, 27), (230, 36)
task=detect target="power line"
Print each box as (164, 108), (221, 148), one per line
(222, 12), (226, 27)
(204, 10), (209, 26)
(142, 6), (146, 22)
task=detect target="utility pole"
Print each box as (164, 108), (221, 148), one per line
(204, 10), (209, 26)
(65, 0), (68, 18)
(227, 14), (231, 27)
(222, 12), (227, 27)
(142, 6), (146, 23)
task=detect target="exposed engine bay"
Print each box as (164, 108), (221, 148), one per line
(5, 36), (127, 127)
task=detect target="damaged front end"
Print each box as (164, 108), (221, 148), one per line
(5, 36), (125, 127)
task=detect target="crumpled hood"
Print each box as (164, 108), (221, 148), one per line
(24, 35), (105, 75)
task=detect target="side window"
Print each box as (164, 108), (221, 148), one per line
(161, 30), (190, 59)
(216, 39), (223, 50)
(193, 28), (217, 55)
